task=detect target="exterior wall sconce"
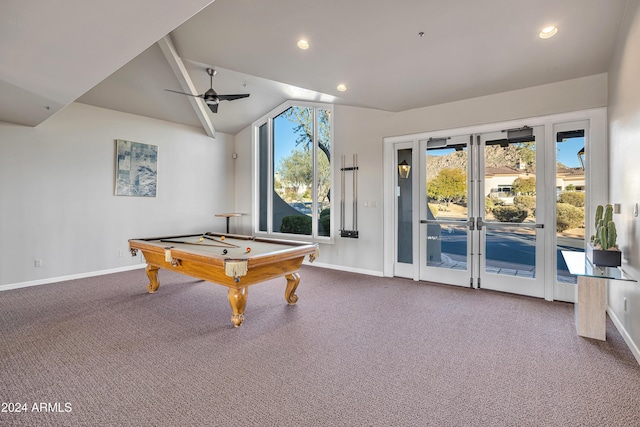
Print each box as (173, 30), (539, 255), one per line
(398, 160), (411, 179)
(577, 146), (585, 170)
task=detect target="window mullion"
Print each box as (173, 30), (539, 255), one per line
(312, 107), (319, 238)
(267, 117), (273, 234)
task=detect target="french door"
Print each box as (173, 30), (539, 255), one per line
(418, 126), (545, 297)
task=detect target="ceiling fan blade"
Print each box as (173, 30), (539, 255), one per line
(208, 103), (219, 114)
(165, 89), (204, 98)
(217, 94), (250, 101)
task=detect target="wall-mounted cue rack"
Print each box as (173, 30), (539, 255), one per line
(340, 154), (359, 238)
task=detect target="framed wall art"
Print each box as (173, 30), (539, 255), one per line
(115, 139), (158, 197)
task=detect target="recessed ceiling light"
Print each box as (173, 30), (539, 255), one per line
(337, 84), (347, 92)
(539, 26), (558, 39)
(297, 39), (309, 50)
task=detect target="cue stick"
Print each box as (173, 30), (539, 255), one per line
(160, 239), (228, 248)
(201, 234), (240, 248)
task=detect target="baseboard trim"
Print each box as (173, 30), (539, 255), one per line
(608, 306), (640, 365)
(303, 260), (383, 277)
(0, 264), (146, 292)
(2, 262), (381, 292)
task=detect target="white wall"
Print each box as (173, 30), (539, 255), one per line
(607, 0), (640, 357)
(0, 103), (235, 287)
(386, 73), (608, 137)
(234, 75), (607, 275)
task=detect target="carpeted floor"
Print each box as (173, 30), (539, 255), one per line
(1, 265), (639, 426)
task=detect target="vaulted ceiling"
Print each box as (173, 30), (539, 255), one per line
(1, 0), (631, 136)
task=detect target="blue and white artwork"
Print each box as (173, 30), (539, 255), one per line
(115, 139), (158, 197)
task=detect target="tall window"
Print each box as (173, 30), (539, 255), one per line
(555, 129), (586, 284)
(255, 102), (332, 240)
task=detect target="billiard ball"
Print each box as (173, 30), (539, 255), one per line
(246, 247), (251, 253)
(222, 249), (228, 255)
(199, 237), (204, 242)
(220, 236), (225, 240)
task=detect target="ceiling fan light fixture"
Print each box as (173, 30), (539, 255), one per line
(539, 26), (558, 39)
(337, 84), (347, 92)
(297, 39), (309, 50)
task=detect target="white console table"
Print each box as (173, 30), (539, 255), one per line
(562, 251), (636, 341)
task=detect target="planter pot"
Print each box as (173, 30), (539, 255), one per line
(586, 242), (621, 267)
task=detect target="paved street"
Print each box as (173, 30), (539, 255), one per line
(431, 226), (584, 278)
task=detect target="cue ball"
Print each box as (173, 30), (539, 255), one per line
(222, 249), (228, 255)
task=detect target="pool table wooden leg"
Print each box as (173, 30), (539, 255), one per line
(284, 272), (300, 304)
(145, 264), (160, 293)
(228, 287), (248, 327)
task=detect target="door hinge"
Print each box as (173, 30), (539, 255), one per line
(470, 277), (473, 288)
(478, 277), (482, 289)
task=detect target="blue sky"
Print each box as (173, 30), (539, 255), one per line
(273, 113), (299, 169)
(556, 136), (584, 168)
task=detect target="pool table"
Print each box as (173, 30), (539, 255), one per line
(128, 232), (319, 327)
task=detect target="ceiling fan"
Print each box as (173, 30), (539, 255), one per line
(165, 68), (249, 113)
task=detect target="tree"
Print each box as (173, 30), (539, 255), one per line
(276, 147), (330, 204)
(514, 141), (535, 169)
(282, 106), (332, 202)
(512, 176), (536, 195)
(277, 149), (313, 201)
(427, 168), (466, 205)
(282, 107), (331, 163)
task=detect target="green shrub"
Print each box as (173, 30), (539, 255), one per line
(514, 195), (536, 216)
(558, 191), (585, 207)
(280, 215), (312, 235)
(319, 208), (330, 236)
(485, 197), (496, 214)
(492, 206), (528, 223)
(556, 203), (585, 232)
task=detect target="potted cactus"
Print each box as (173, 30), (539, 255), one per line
(587, 204), (621, 267)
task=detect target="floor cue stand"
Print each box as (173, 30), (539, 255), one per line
(561, 251), (636, 341)
(340, 154), (359, 238)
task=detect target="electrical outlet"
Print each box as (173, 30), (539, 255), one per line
(118, 250), (126, 257)
(34, 259), (42, 267)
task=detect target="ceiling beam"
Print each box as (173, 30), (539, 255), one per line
(157, 35), (216, 138)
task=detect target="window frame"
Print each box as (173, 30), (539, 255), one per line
(252, 100), (334, 243)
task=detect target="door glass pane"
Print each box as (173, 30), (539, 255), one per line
(426, 143), (468, 221)
(426, 141), (468, 269)
(555, 131), (586, 284)
(397, 149), (412, 263)
(484, 132), (537, 276)
(484, 137), (536, 223)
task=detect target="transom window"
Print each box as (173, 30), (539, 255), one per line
(254, 101), (333, 241)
